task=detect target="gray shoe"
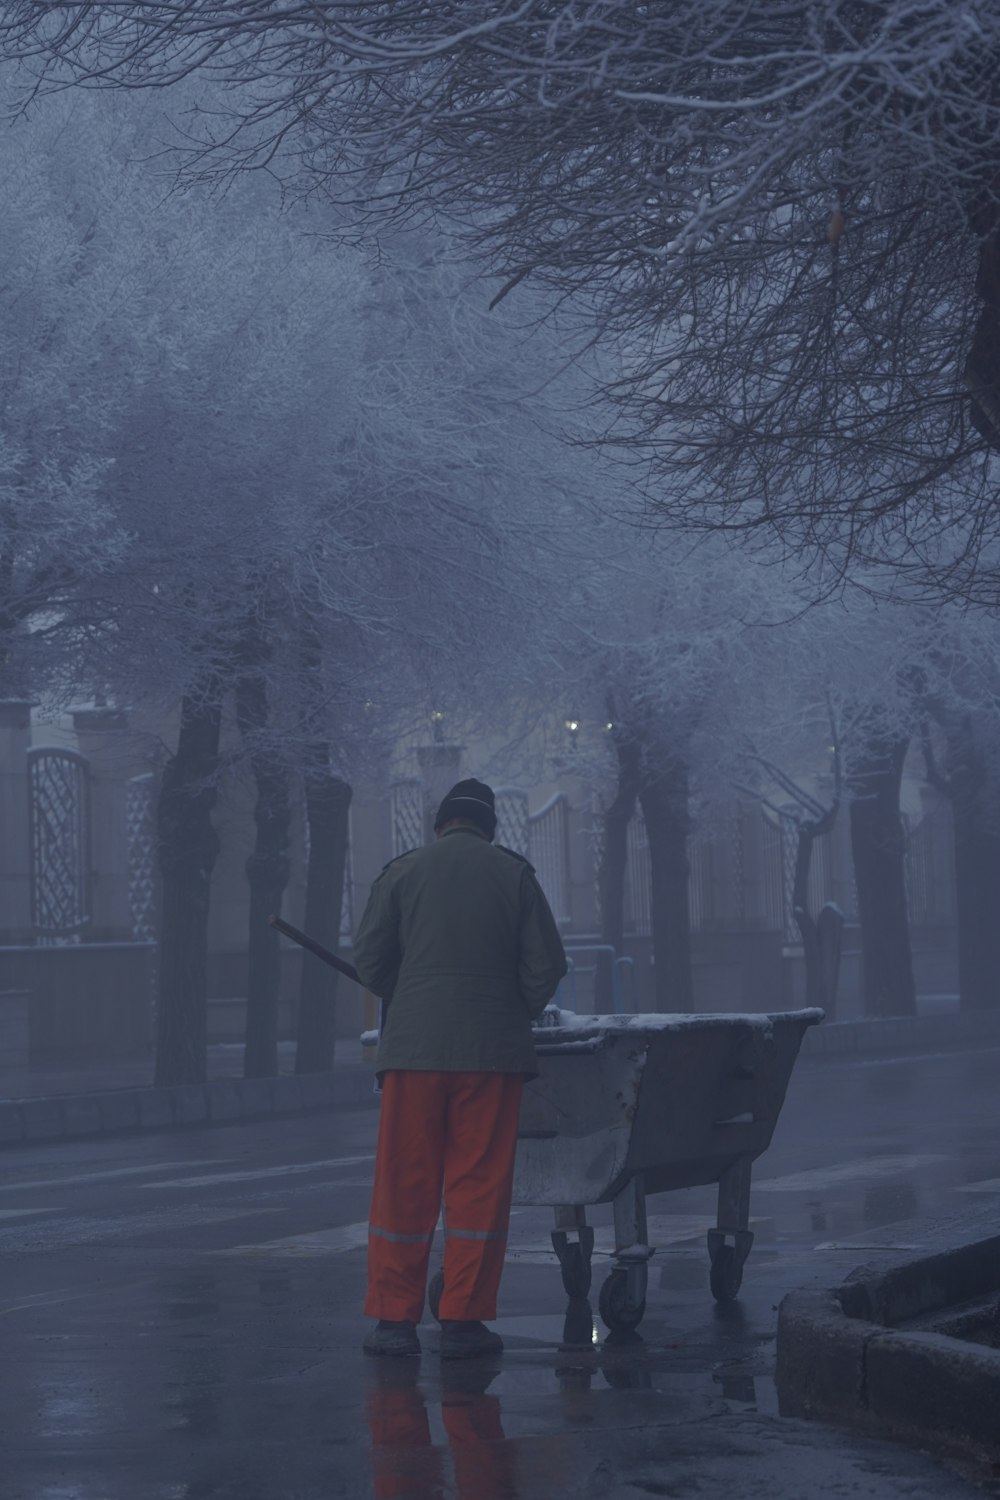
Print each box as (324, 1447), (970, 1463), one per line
(439, 1320), (504, 1360)
(363, 1319), (421, 1357)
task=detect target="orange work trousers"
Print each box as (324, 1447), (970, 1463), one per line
(365, 1070), (524, 1324)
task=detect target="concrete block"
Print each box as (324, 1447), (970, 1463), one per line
(775, 1291), (874, 1421)
(61, 1095), (102, 1138)
(171, 1085), (209, 1125)
(270, 1076), (304, 1114)
(98, 1090), (141, 1134)
(866, 1330), (1000, 1461)
(842, 1234), (1000, 1324)
(206, 1080), (242, 1121)
(0, 1103), (24, 1143)
(238, 1078), (276, 1119)
(296, 1074), (337, 1110)
(136, 1089), (174, 1130)
(0, 991), (30, 1068)
(339, 1069), (379, 1108)
(19, 1097), (65, 1141)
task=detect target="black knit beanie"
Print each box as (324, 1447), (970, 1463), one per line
(433, 778), (497, 841)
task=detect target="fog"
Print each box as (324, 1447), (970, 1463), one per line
(0, 11), (998, 1498)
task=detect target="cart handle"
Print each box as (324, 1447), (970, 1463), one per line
(533, 1037), (610, 1056)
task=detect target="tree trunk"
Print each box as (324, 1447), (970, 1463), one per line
(849, 735), (916, 1017)
(595, 733), (640, 1010)
(792, 827), (823, 1006)
(296, 768), (353, 1072)
(947, 748), (1000, 1012)
(237, 663), (291, 1080)
(154, 687), (222, 1087)
(791, 819), (842, 1017)
(638, 758), (693, 1012)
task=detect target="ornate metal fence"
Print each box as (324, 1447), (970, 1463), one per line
(760, 814), (787, 934)
(126, 772), (158, 943)
(386, 780), (571, 922)
(528, 793), (572, 926)
(625, 809), (651, 935)
(904, 808), (957, 927)
(494, 788), (530, 855)
(688, 835), (719, 930)
(28, 747), (91, 943)
(391, 779), (425, 856)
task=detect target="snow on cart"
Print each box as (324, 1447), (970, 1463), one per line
(430, 1006), (823, 1336)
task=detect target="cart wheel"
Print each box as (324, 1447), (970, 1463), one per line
(598, 1270), (645, 1334)
(709, 1244), (743, 1302)
(558, 1242), (592, 1300)
(428, 1269), (445, 1323)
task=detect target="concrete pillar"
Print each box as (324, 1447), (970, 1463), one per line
(0, 701), (33, 942)
(350, 788), (394, 901)
(72, 708), (133, 941)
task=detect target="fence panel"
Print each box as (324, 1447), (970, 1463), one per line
(390, 779), (425, 857)
(126, 772), (157, 944)
(688, 836), (717, 930)
(495, 788), (530, 856)
(28, 747), (91, 943)
(626, 808), (651, 936)
(905, 807), (957, 926)
(528, 793), (572, 926)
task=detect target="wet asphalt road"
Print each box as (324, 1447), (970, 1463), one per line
(1, 1047), (999, 1500)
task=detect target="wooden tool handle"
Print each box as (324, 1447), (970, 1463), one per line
(267, 914), (361, 986)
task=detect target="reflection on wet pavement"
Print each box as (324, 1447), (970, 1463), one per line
(366, 1360), (519, 1500)
(363, 1302), (746, 1500)
(863, 1181), (920, 1228)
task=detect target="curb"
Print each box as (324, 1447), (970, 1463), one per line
(801, 1009), (1000, 1058)
(776, 1236), (1000, 1467)
(5, 1010), (998, 1147)
(0, 1067), (378, 1149)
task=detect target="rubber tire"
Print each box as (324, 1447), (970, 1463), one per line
(559, 1242), (592, 1300)
(598, 1270), (646, 1334)
(428, 1269), (445, 1323)
(709, 1244), (744, 1302)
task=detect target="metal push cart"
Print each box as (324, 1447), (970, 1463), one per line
(431, 1007), (822, 1335)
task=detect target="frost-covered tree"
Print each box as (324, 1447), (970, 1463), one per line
(742, 596), (921, 1020)
(553, 525), (784, 1011)
(5, 3), (1000, 595)
(0, 79), (146, 697)
(915, 609), (1000, 1014)
(0, 72), (598, 1081)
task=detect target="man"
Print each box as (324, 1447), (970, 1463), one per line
(353, 777), (568, 1359)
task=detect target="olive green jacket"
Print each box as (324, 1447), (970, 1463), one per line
(352, 826), (568, 1075)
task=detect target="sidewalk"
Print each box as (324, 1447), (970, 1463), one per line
(0, 1040), (377, 1148)
(801, 994), (1000, 1058)
(0, 1038), (367, 1101)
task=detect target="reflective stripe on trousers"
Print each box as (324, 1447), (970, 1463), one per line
(444, 1226), (506, 1242)
(369, 1224), (437, 1245)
